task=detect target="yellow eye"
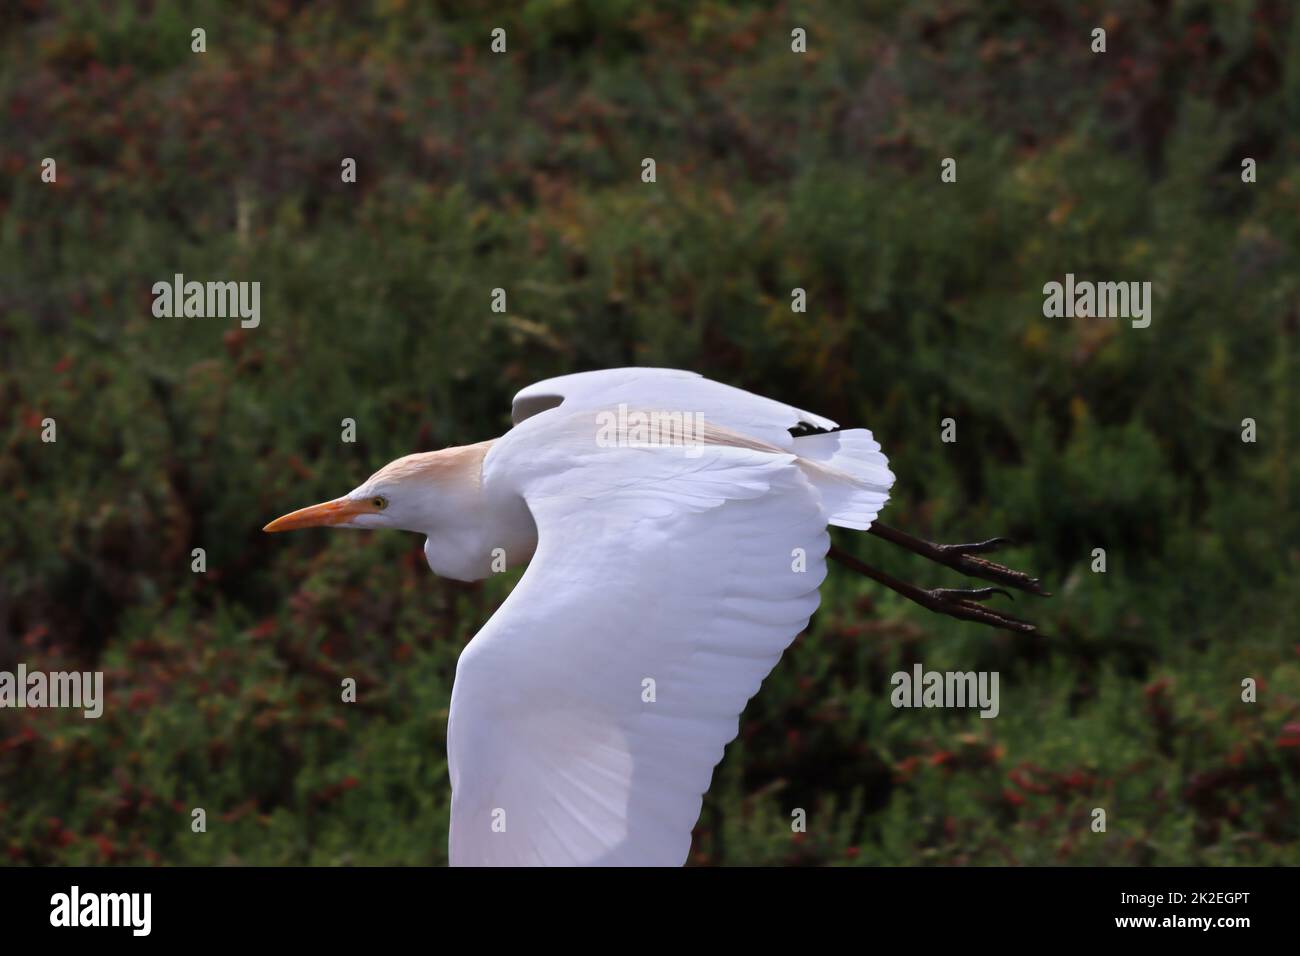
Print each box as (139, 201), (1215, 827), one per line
(372, 496), (388, 510)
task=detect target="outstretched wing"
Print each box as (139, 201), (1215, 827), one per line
(510, 367), (837, 448)
(447, 409), (830, 865)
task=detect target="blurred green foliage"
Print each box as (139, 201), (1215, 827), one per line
(1, 0), (1298, 865)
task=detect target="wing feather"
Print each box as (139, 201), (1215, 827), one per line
(510, 367), (837, 447)
(447, 409), (830, 865)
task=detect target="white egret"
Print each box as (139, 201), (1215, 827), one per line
(265, 367), (1046, 865)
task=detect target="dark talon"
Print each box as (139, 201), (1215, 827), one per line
(828, 545), (1042, 636)
(867, 523), (1051, 597)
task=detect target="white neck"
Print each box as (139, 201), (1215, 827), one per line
(406, 442), (537, 581)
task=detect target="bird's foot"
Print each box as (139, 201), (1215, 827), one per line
(828, 545), (1043, 636)
(914, 584), (1037, 635)
(868, 524), (1051, 597)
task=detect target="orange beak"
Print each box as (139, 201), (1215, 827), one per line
(263, 498), (377, 533)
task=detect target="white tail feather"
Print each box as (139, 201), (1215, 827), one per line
(794, 430), (895, 530)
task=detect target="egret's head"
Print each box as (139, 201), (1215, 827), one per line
(262, 445), (488, 536)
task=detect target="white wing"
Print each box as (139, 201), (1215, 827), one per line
(447, 408), (831, 865)
(510, 367), (838, 449)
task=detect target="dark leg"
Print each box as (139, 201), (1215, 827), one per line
(832, 546), (1034, 634)
(867, 523), (1050, 597)
(828, 545), (1039, 635)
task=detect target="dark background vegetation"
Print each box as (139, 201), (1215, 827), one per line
(2, 0), (1298, 865)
